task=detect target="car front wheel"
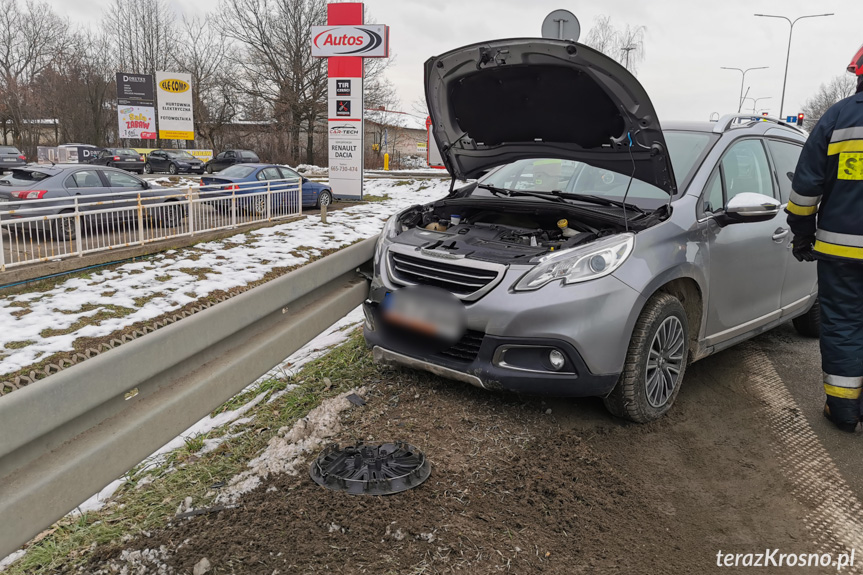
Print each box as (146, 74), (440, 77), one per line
(206, 165), (213, 174)
(603, 292), (689, 423)
(144, 162), (152, 174)
(317, 190), (332, 208)
(168, 163), (178, 175)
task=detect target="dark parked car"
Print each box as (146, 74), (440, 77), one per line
(87, 148), (146, 174)
(205, 149), (260, 173)
(0, 164), (175, 238)
(0, 146), (27, 172)
(144, 149), (205, 175)
(200, 163), (332, 212)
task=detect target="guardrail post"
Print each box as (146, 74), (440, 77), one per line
(298, 178), (303, 216)
(187, 186), (195, 236)
(266, 181), (272, 221)
(231, 189), (237, 228)
(137, 193), (145, 246)
(0, 218), (5, 272)
(74, 197), (82, 257)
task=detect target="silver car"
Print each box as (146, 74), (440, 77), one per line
(363, 38), (819, 422)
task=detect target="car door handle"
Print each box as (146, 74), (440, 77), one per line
(772, 228), (790, 242)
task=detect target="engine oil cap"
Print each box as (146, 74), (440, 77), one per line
(557, 218), (568, 229)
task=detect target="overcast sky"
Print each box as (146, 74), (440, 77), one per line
(49, 0), (859, 122)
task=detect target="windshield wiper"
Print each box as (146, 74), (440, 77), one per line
(476, 184), (566, 204)
(550, 191), (646, 215)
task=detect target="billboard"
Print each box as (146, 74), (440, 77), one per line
(155, 71), (195, 140)
(116, 73), (155, 106)
(311, 25), (389, 58)
(327, 77), (363, 198)
(118, 105), (157, 140)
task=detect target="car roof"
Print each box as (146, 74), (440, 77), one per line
(664, 115), (806, 142)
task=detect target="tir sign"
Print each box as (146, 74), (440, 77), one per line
(311, 25), (389, 58)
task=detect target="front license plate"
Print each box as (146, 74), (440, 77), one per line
(381, 286), (465, 344)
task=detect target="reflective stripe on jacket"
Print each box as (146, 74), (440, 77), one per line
(787, 91), (863, 261)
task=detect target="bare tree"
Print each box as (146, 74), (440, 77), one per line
(103, 0), (177, 75)
(584, 15), (646, 74)
(801, 74), (857, 127)
(0, 0), (69, 152)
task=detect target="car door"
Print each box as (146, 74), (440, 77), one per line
(765, 138), (818, 310)
(224, 150), (237, 168)
(149, 151), (165, 172)
(64, 168), (112, 219)
(98, 168), (150, 217)
(212, 152), (226, 171)
(701, 138), (788, 346)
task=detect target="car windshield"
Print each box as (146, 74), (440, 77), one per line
(169, 151), (196, 159)
(220, 165), (256, 178)
(0, 169), (53, 186)
(240, 151), (259, 160)
(475, 131), (717, 209)
(0, 146), (20, 154)
(112, 149), (139, 157)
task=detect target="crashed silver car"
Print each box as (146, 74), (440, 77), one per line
(363, 38), (819, 422)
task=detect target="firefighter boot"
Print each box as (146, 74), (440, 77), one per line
(824, 396), (860, 433)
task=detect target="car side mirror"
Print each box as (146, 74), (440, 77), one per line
(302, 177), (309, 184)
(140, 180), (150, 190)
(720, 193), (781, 225)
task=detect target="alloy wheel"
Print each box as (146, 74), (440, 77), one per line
(645, 316), (685, 408)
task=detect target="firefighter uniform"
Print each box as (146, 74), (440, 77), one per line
(786, 83), (863, 432)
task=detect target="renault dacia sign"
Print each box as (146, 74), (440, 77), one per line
(311, 25), (389, 57)
(313, 3), (390, 200)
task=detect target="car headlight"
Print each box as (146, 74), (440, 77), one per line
(514, 233), (635, 291)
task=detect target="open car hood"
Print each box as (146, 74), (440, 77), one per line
(425, 38), (676, 195)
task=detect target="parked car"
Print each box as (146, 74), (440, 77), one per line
(144, 149), (205, 175)
(363, 38), (819, 423)
(0, 164), (175, 238)
(205, 149), (260, 173)
(200, 163), (332, 211)
(87, 148), (146, 174)
(0, 146), (27, 172)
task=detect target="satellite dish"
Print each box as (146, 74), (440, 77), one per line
(541, 9), (580, 42)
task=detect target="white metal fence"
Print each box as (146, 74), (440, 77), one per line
(0, 178), (302, 271)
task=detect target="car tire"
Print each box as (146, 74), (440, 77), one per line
(792, 297), (821, 338)
(316, 190), (332, 208)
(51, 209), (77, 241)
(603, 292), (690, 423)
(144, 163), (152, 174)
(159, 200), (182, 229)
(168, 163), (178, 175)
(206, 165), (213, 174)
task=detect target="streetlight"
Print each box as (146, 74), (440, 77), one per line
(743, 96), (773, 114)
(755, 13), (834, 118)
(720, 66), (769, 112)
(621, 44), (637, 71)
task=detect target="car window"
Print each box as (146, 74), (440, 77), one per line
(721, 139), (774, 202)
(216, 152), (225, 160)
(66, 170), (103, 188)
(664, 131), (718, 187)
(278, 167), (299, 179)
(0, 146), (20, 154)
(1, 169), (52, 185)
(240, 151), (259, 160)
(226, 151), (236, 159)
(701, 167), (724, 214)
(766, 139), (803, 204)
(103, 170), (144, 188)
(115, 149), (139, 157)
(220, 165), (256, 178)
(260, 167), (282, 180)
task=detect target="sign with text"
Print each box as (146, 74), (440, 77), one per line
(118, 105), (157, 139)
(328, 77), (364, 198)
(311, 24), (389, 58)
(155, 71), (195, 140)
(116, 72), (154, 106)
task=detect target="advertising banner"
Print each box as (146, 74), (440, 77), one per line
(327, 77), (363, 198)
(155, 71), (195, 140)
(116, 72), (154, 106)
(118, 105), (157, 140)
(311, 25), (389, 58)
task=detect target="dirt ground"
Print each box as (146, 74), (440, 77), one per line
(83, 339), (816, 575)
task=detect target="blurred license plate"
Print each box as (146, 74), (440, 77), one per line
(381, 287), (465, 342)
(3, 158), (14, 162)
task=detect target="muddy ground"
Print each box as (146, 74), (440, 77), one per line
(82, 336), (819, 575)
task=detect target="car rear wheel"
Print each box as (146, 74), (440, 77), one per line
(206, 165), (213, 174)
(603, 293), (689, 423)
(51, 209), (76, 241)
(144, 162), (152, 174)
(792, 297), (821, 338)
(158, 200), (182, 229)
(317, 190), (332, 208)
(168, 163), (178, 175)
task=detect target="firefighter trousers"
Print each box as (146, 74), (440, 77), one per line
(818, 259), (863, 401)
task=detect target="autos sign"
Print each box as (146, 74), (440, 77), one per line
(155, 71), (195, 141)
(310, 25), (389, 57)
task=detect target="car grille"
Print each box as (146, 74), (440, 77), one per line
(388, 251), (501, 299)
(436, 330), (485, 363)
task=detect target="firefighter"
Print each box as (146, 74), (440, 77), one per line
(787, 43), (863, 433)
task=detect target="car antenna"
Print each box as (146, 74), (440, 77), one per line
(621, 132), (637, 233)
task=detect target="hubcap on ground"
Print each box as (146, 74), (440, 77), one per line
(645, 316), (685, 408)
(310, 441), (431, 496)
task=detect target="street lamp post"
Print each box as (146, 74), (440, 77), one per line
(743, 96), (773, 114)
(754, 13), (834, 118)
(720, 66), (768, 112)
(621, 45), (637, 71)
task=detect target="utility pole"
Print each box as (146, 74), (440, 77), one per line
(720, 67), (768, 113)
(754, 12), (834, 118)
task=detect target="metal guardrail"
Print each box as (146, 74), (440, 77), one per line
(0, 236), (376, 557)
(0, 178), (303, 271)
